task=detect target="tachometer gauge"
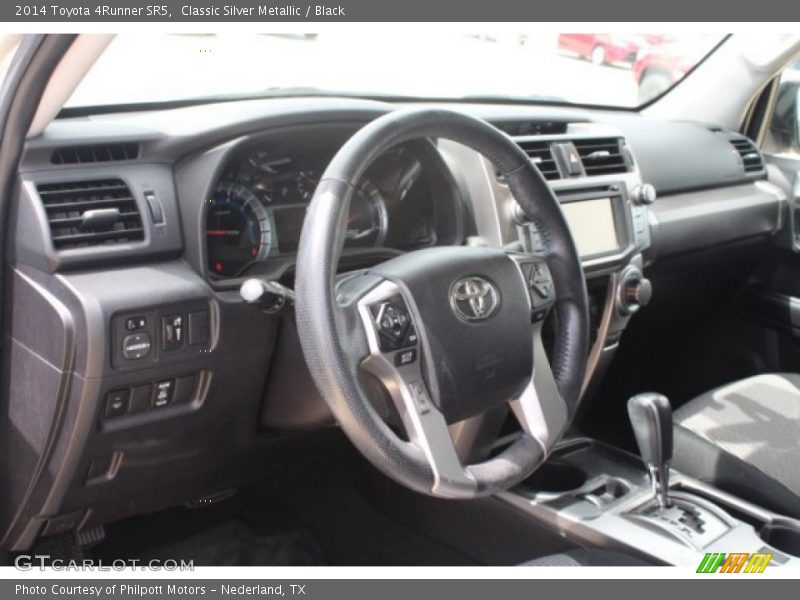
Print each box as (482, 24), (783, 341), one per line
(206, 183), (272, 276)
(345, 181), (388, 247)
(295, 170), (318, 202)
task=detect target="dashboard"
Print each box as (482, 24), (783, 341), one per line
(2, 96), (788, 552)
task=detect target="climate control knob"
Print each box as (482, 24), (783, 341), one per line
(632, 183), (657, 206)
(618, 268), (652, 315)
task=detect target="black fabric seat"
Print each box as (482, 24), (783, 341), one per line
(673, 373), (800, 519)
(523, 549), (652, 566)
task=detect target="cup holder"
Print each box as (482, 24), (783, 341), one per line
(760, 520), (800, 557)
(521, 460), (588, 495)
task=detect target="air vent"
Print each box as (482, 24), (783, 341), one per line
(572, 138), (630, 176)
(51, 142), (139, 165)
(727, 136), (765, 174)
(36, 179), (144, 249)
(515, 140), (561, 180)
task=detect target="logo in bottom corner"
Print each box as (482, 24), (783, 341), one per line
(696, 552), (773, 573)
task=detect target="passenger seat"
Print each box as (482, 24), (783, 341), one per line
(672, 373), (800, 518)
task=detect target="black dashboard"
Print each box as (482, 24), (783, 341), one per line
(1, 96), (789, 552)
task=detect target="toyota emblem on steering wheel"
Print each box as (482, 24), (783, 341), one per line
(450, 277), (500, 322)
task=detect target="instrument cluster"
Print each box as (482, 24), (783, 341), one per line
(206, 143), (440, 278)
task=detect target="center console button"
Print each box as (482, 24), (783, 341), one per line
(162, 314), (184, 350)
(122, 332), (152, 360)
(125, 316), (146, 331)
(129, 384), (152, 413)
(188, 310), (210, 346)
(104, 389), (130, 418)
(173, 374), (197, 404)
(152, 380), (175, 407)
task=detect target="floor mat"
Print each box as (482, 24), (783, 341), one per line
(136, 519), (325, 566)
(252, 475), (476, 566)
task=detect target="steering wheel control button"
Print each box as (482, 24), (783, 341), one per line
(104, 389), (130, 419)
(125, 316), (146, 331)
(520, 261), (555, 312)
(371, 296), (416, 352)
(404, 325), (419, 346)
(394, 348), (418, 367)
(152, 380), (175, 407)
(122, 332), (152, 360)
(408, 380), (431, 414)
(529, 264), (553, 298)
(532, 308), (548, 323)
(162, 314), (185, 350)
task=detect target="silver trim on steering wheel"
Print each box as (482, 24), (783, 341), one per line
(357, 280), (479, 498)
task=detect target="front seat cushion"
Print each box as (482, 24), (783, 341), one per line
(673, 373), (800, 518)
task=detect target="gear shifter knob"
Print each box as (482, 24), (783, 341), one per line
(627, 393), (672, 507)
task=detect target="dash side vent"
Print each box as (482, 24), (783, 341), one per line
(728, 137), (765, 174)
(51, 142), (139, 165)
(36, 179), (144, 249)
(572, 138), (630, 176)
(515, 140), (561, 181)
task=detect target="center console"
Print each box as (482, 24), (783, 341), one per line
(500, 394), (800, 568)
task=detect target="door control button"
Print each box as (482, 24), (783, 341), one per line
(152, 380), (175, 407)
(162, 314), (184, 350)
(104, 389), (130, 418)
(122, 332), (152, 360)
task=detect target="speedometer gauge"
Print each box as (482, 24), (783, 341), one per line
(206, 183), (272, 276)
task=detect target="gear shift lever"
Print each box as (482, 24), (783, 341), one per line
(627, 393), (673, 508)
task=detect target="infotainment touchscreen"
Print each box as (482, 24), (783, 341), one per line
(560, 198), (619, 257)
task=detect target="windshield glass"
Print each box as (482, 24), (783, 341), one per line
(65, 32), (725, 110)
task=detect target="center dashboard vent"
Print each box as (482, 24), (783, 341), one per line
(515, 140), (561, 180)
(36, 179), (144, 249)
(572, 138), (631, 176)
(50, 142), (139, 165)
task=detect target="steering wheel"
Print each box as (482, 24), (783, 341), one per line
(295, 109), (589, 498)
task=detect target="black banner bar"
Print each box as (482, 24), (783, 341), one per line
(3, 579), (797, 600)
(1, 0), (799, 22)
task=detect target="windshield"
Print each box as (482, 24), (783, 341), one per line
(65, 32), (725, 110)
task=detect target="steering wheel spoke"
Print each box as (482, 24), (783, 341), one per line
(505, 253), (569, 446)
(510, 324), (570, 449)
(355, 279), (478, 497)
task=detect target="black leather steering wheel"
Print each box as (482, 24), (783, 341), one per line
(295, 108), (589, 498)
